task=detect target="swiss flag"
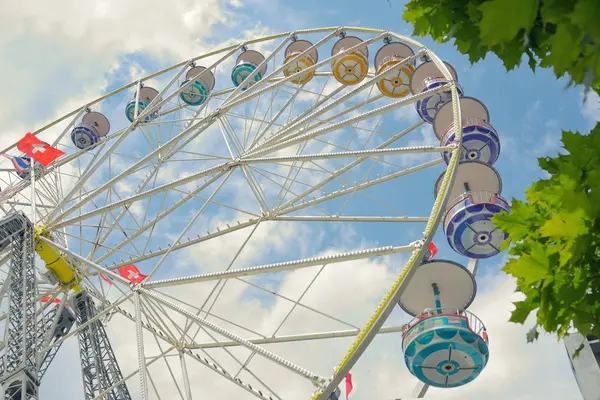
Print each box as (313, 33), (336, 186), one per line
(345, 373), (353, 398)
(118, 264), (147, 283)
(427, 242), (438, 259)
(99, 273), (114, 285)
(41, 296), (61, 304)
(17, 133), (65, 167)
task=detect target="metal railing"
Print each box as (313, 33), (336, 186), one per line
(443, 190), (510, 221)
(376, 55), (416, 71)
(331, 49), (367, 65)
(402, 307), (488, 343)
(440, 117), (495, 144)
(413, 76), (464, 96)
(443, 190), (510, 226)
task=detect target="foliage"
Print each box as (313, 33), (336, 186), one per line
(491, 123), (600, 343)
(402, 0), (600, 350)
(403, 0), (600, 94)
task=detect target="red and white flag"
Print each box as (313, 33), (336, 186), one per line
(17, 133), (65, 166)
(427, 242), (438, 259)
(41, 296), (61, 304)
(99, 273), (114, 286)
(118, 264), (147, 283)
(345, 373), (353, 399)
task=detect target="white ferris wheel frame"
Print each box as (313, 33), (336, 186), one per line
(0, 26), (466, 400)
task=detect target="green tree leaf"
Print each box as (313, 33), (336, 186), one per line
(542, 22), (584, 78)
(571, 0), (600, 40)
(572, 342), (585, 358)
(510, 300), (536, 324)
(402, 1), (600, 345)
(402, 0), (600, 93)
(540, 0), (576, 23)
(503, 242), (551, 285)
(526, 326), (540, 342)
(539, 209), (589, 238)
(478, 0), (540, 44)
(492, 199), (540, 242)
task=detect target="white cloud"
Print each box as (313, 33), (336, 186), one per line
(425, 272), (581, 400)
(0, 0), (273, 137)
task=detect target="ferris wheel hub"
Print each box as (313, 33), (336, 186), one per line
(34, 225), (81, 290)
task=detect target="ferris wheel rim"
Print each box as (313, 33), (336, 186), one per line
(0, 26), (468, 400)
(0, 26), (443, 155)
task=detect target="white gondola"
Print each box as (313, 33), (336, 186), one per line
(282, 39), (318, 85)
(434, 97), (500, 166)
(410, 61), (462, 123)
(331, 36), (369, 86)
(399, 259), (489, 388)
(231, 49), (266, 90)
(71, 111), (110, 150)
(179, 66), (216, 106)
(434, 161), (510, 259)
(374, 41), (415, 98)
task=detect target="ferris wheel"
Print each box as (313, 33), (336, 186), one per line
(0, 26), (509, 400)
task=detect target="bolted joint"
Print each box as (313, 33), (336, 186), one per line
(410, 239), (425, 249)
(33, 225), (51, 239)
(420, 53), (431, 63)
(130, 282), (142, 292)
(210, 108), (222, 119)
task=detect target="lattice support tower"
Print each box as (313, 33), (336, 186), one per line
(36, 303), (76, 380)
(72, 291), (132, 400)
(0, 213), (39, 400)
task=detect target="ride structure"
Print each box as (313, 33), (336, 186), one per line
(393, 57), (508, 397)
(0, 27), (508, 400)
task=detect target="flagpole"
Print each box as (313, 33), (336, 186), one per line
(30, 159), (36, 225)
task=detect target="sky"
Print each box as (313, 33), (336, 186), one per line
(0, 0), (599, 399)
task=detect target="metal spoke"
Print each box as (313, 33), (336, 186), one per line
(0, 27), (476, 400)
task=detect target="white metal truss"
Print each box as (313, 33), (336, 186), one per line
(0, 214), (38, 400)
(0, 27), (465, 400)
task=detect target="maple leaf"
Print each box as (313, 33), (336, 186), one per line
(402, 0), (600, 350)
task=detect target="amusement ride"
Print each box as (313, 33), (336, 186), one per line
(0, 27), (508, 399)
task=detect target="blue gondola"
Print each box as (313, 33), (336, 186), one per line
(415, 77), (463, 124)
(441, 120), (500, 165)
(409, 61), (462, 124)
(125, 99), (158, 123)
(71, 111), (110, 150)
(403, 310), (489, 388)
(125, 86), (161, 123)
(180, 66), (215, 106)
(71, 123), (99, 150)
(434, 97), (500, 166)
(231, 49), (266, 91)
(443, 191), (510, 259)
